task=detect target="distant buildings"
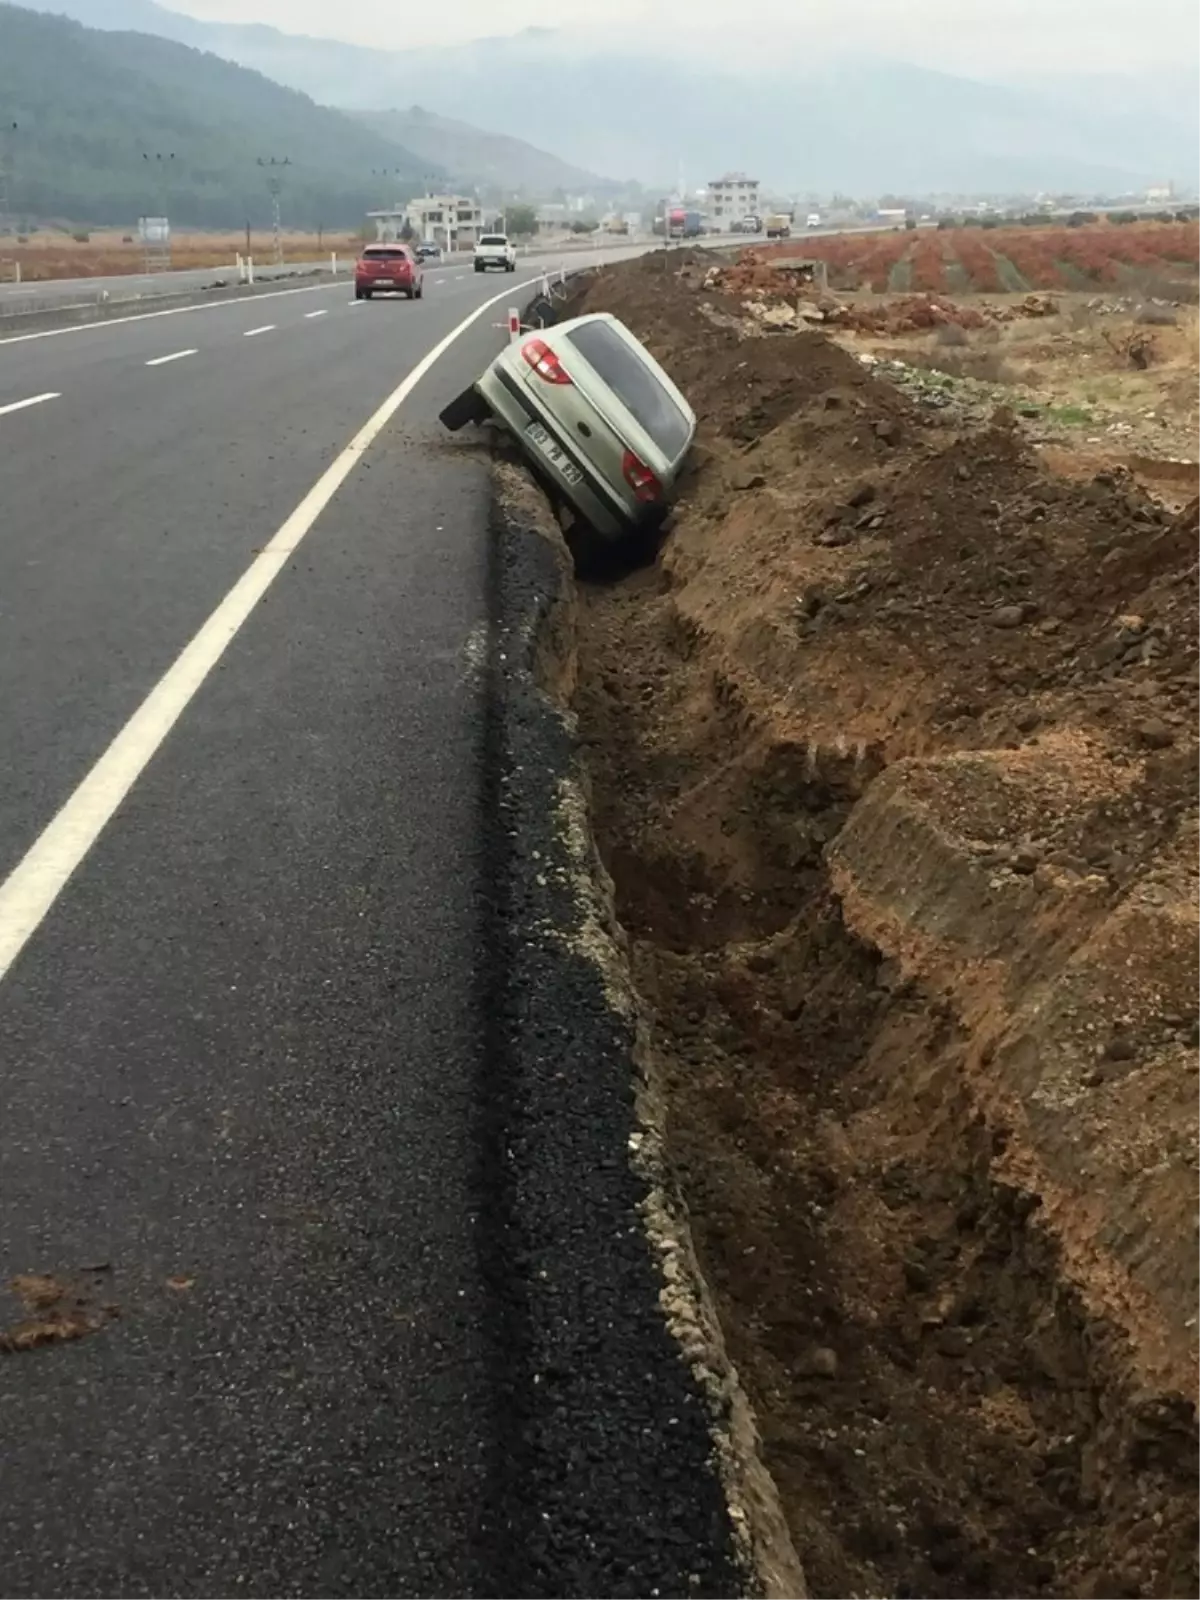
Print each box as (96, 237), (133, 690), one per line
(535, 203), (570, 235)
(707, 173), (761, 228)
(367, 193), (484, 247)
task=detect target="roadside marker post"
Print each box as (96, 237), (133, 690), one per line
(247, 257), (255, 286)
(507, 307), (520, 342)
(331, 251), (338, 276)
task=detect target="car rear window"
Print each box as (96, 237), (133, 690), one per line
(563, 320), (691, 458)
(479, 235), (508, 246)
(362, 248), (408, 259)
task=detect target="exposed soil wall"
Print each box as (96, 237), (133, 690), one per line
(551, 255), (1198, 1599)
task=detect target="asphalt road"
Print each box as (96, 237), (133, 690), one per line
(0, 253), (739, 1595)
(0, 259), (330, 313)
(0, 235), (754, 322)
(0, 242), (621, 317)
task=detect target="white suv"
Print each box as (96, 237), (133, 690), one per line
(474, 233), (517, 272)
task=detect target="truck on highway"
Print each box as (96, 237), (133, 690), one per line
(765, 213), (792, 239)
(665, 207), (704, 240)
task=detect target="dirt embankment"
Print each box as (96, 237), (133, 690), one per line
(560, 254), (1198, 1599)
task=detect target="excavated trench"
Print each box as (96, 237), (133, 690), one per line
(567, 564), (1195, 1600)
(507, 253), (1198, 1600)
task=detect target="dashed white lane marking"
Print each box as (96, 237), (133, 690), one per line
(304, 309), (329, 319)
(243, 324), (275, 337)
(145, 349), (197, 367)
(0, 280), (343, 347)
(0, 252), (647, 348)
(0, 273), (548, 986)
(0, 391), (61, 418)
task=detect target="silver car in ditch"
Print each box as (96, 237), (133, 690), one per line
(439, 312), (696, 543)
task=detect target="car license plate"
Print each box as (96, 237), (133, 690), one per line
(374, 278), (393, 287)
(526, 422), (583, 486)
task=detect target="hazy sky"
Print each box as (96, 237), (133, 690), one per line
(171, 0), (1198, 74)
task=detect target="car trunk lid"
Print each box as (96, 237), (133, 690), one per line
(515, 336), (667, 505)
(359, 251), (411, 278)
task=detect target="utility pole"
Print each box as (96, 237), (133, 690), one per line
(369, 167), (405, 239)
(139, 151), (176, 270)
(256, 156), (290, 264)
(1, 120), (19, 239)
(0, 120), (16, 284)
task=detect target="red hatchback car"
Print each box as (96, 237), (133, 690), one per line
(354, 244), (424, 301)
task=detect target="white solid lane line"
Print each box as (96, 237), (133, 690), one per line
(0, 391), (61, 418)
(0, 274), (547, 985)
(145, 349), (197, 367)
(243, 324), (275, 337)
(304, 309), (329, 319)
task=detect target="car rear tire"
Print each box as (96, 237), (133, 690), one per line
(414, 281), (423, 299)
(506, 261), (516, 272)
(474, 261), (484, 273)
(361, 290), (373, 300)
(438, 385), (491, 432)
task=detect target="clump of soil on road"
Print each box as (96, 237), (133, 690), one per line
(562, 256), (1199, 1599)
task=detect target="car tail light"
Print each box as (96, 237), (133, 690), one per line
(622, 449), (662, 503)
(521, 338), (572, 385)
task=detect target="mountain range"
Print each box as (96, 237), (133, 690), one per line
(344, 107), (624, 201)
(11, 0), (1199, 195)
(0, 2), (444, 226)
(1, 0), (624, 230)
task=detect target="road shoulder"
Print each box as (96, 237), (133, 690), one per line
(479, 461), (800, 1598)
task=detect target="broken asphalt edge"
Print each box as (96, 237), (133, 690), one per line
(477, 453), (806, 1600)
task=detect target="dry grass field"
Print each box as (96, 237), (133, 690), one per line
(1, 228), (364, 281)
